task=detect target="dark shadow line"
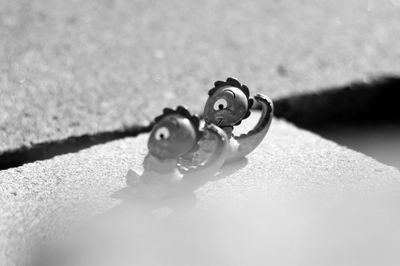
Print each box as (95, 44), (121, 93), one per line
(0, 124), (153, 170)
(273, 75), (400, 128)
(1, 75), (399, 170)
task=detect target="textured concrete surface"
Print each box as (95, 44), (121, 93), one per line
(1, 118), (400, 265)
(1, 0), (400, 153)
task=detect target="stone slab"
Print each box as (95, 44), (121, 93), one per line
(1, 0), (400, 153)
(1, 118), (400, 265)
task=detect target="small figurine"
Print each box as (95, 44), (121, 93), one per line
(179, 77), (273, 168)
(114, 106), (229, 201)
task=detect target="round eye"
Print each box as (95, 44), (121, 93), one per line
(213, 99), (228, 111)
(154, 127), (170, 140)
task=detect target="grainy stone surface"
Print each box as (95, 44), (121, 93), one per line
(1, 118), (399, 265)
(1, 0), (400, 152)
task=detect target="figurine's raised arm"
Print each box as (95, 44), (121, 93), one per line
(182, 124), (229, 179)
(226, 93), (273, 163)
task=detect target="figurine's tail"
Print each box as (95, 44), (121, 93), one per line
(228, 93), (273, 163)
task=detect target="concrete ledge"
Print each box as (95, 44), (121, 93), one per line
(1, 118), (399, 264)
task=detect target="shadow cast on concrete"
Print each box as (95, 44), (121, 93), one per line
(111, 158), (249, 216)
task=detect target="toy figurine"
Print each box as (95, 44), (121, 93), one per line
(114, 106), (229, 201)
(179, 77), (273, 168)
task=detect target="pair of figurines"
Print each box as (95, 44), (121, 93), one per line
(115, 77), (273, 201)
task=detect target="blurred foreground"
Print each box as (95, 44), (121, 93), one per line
(32, 189), (400, 266)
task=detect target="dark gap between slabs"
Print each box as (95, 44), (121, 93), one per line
(0, 76), (399, 171)
(0, 125), (152, 170)
(273, 76), (400, 169)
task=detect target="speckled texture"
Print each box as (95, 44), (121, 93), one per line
(1, 0), (400, 153)
(1, 118), (400, 265)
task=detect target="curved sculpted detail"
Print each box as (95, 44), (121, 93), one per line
(226, 93), (273, 163)
(180, 77), (273, 168)
(113, 78), (272, 201)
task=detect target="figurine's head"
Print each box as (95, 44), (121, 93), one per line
(148, 106), (201, 159)
(203, 77), (253, 127)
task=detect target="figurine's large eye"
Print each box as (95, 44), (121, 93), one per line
(154, 127), (170, 140)
(213, 99), (228, 111)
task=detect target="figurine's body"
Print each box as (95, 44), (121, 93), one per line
(115, 106), (229, 201)
(180, 78), (273, 168)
